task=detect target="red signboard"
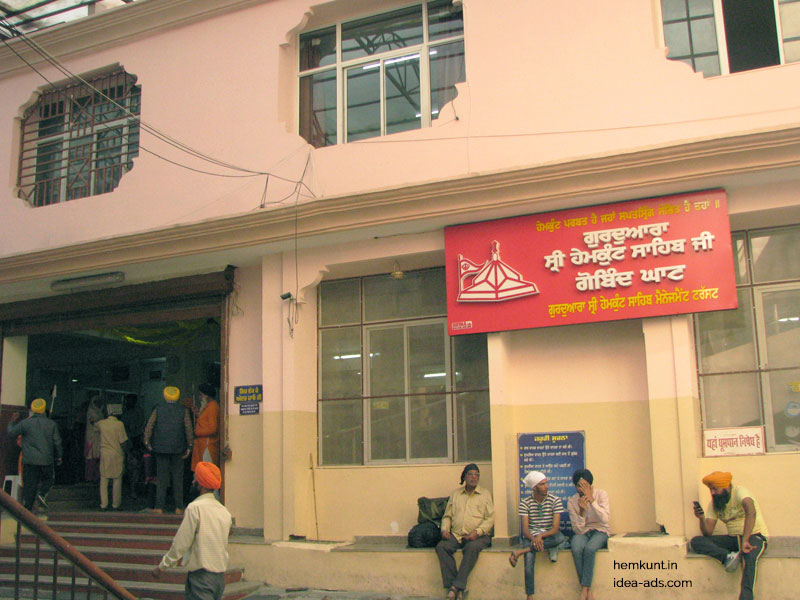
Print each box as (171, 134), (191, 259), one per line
(445, 189), (737, 335)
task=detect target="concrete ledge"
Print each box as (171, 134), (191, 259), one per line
(230, 534), (800, 600)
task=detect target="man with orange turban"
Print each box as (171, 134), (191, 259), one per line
(152, 461), (232, 600)
(690, 471), (768, 600)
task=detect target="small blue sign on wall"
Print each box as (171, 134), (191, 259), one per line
(517, 431), (586, 536)
(234, 385), (262, 403)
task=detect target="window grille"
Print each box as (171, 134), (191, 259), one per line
(18, 68), (141, 207)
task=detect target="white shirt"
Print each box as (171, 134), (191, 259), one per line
(160, 493), (232, 573)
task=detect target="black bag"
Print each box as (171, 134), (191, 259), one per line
(408, 520), (442, 548)
(417, 496), (448, 525)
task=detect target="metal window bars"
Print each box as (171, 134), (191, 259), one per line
(17, 68), (140, 207)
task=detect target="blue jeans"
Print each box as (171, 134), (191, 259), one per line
(571, 529), (608, 588)
(523, 531), (566, 595)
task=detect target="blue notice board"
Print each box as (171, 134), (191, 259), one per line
(517, 431), (586, 536)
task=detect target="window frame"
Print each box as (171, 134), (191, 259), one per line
(298, 1), (465, 147)
(316, 268), (490, 466)
(660, 0), (800, 76)
(695, 225), (800, 453)
(18, 68), (141, 207)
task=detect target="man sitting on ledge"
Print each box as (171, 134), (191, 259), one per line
(690, 471), (768, 600)
(435, 463), (494, 600)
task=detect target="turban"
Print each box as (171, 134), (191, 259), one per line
(702, 471), (732, 489)
(31, 398), (46, 414)
(195, 462), (222, 490)
(163, 386), (180, 403)
(460, 463), (480, 484)
(523, 470), (546, 489)
(198, 383), (216, 398)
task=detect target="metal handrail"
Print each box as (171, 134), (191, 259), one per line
(0, 487), (137, 599)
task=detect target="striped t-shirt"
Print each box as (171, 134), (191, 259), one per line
(519, 493), (563, 535)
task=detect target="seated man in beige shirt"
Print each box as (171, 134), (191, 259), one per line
(435, 463), (495, 600)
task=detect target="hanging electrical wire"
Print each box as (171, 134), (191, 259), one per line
(1, 16), (316, 194)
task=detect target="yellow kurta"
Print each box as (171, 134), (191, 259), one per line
(95, 416), (128, 479)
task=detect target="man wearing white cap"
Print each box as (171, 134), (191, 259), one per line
(509, 471), (566, 600)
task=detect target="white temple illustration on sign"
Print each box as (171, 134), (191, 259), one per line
(457, 240), (540, 302)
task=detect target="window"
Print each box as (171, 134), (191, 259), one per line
(299, 0), (465, 148)
(660, 0), (800, 76)
(318, 268), (491, 465)
(18, 68), (141, 206)
(695, 225), (800, 451)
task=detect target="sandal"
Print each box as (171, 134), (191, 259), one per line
(508, 552), (518, 567)
(446, 587), (458, 600)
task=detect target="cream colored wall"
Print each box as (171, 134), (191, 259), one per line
(311, 463), (492, 541)
(0, 336), (28, 407)
(488, 321), (657, 537)
(5, 1), (800, 258)
(224, 263), (265, 529)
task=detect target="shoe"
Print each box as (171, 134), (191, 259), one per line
(175, 508), (184, 516)
(100, 506), (109, 511)
(549, 547), (559, 562)
(36, 494), (48, 510)
(724, 551), (741, 572)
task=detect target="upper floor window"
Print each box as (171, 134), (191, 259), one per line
(299, 0), (465, 148)
(661, 0), (800, 76)
(318, 268), (491, 465)
(18, 68), (141, 207)
(695, 225), (800, 451)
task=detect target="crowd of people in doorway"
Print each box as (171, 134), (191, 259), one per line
(7, 383), (221, 515)
(436, 464), (766, 600)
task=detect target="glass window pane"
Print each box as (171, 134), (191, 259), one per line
(694, 54), (721, 76)
(364, 269), (447, 321)
(690, 17), (718, 54)
(760, 288), (800, 369)
(300, 70), (338, 148)
(320, 399), (363, 465)
(430, 40), (465, 118)
(428, 0), (463, 40)
(409, 323), (446, 393)
(320, 279), (361, 326)
(300, 26), (336, 70)
(385, 54), (421, 135)
(661, 0), (688, 21)
(370, 396), (406, 460)
(750, 226), (800, 282)
(347, 63), (381, 142)
(732, 232), (749, 284)
(688, 0), (714, 17)
(368, 327), (405, 395)
(455, 390), (491, 461)
(320, 327), (362, 399)
(701, 373), (762, 428)
(342, 6), (423, 62)
(453, 333), (489, 391)
(409, 394), (448, 458)
(765, 368), (800, 447)
(783, 38), (800, 63)
(695, 289), (756, 372)
(664, 21), (691, 57)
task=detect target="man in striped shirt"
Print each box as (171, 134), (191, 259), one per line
(509, 471), (566, 600)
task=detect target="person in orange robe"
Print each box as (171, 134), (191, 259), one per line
(191, 384), (220, 472)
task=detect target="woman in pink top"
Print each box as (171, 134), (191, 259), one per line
(567, 469), (610, 600)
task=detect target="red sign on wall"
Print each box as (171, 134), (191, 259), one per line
(444, 189), (737, 335)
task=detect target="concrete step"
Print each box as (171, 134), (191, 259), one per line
(0, 556), (245, 585)
(0, 542), (163, 564)
(0, 574), (262, 600)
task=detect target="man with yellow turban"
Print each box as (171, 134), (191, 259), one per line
(690, 471), (768, 600)
(7, 398), (62, 512)
(152, 462), (232, 600)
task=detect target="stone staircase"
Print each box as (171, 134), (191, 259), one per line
(0, 509), (262, 599)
